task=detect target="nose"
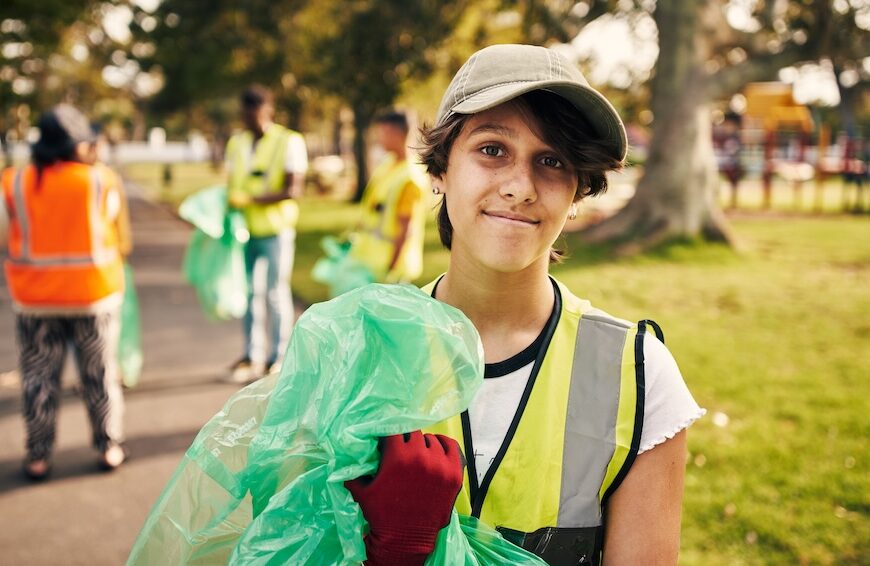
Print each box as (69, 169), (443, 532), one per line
(498, 162), (537, 203)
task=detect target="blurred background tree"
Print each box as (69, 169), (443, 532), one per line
(2, 0), (868, 242)
(291, 0), (468, 200)
(1, 0), (96, 165)
(574, 0), (869, 250)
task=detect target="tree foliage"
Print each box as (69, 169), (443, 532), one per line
(4, 0), (867, 226)
(1, 0), (98, 162)
(292, 0), (467, 198)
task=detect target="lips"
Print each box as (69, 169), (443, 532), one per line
(483, 210), (539, 225)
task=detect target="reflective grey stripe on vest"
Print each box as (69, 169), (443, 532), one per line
(558, 312), (634, 528)
(9, 166), (114, 267)
(12, 169), (30, 260)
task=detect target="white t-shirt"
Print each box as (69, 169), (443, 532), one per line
(467, 325), (705, 484)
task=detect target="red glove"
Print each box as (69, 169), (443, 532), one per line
(346, 431), (464, 566)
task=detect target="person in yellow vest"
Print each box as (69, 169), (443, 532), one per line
(351, 111), (427, 283)
(344, 45), (705, 565)
(225, 85), (308, 383)
(1, 104), (127, 480)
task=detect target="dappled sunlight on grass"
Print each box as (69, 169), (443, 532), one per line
(553, 217), (868, 564)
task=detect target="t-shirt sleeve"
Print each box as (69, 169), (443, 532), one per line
(638, 334), (705, 454)
(285, 134), (308, 174)
(395, 182), (422, 217)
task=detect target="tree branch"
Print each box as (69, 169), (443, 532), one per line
(707, 43), (817, 100)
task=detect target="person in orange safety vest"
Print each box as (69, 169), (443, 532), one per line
(1, 104), (127, 480)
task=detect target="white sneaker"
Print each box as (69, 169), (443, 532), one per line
(224, 357), (264, 384)
(99, 444), (127, 471)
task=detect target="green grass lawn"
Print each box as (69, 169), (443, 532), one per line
(554, 220), (870, 565)
(123, 161), (226, 207)
(127, 162), (869, 564)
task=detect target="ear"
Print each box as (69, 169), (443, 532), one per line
(430, 173), (445, 195)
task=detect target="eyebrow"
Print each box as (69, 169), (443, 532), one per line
(466, 123), (517, 139)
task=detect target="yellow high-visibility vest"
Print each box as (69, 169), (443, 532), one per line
(226, 124), (302, 237)
(350, 153), (426, 282)
(424, 277), (648, 565)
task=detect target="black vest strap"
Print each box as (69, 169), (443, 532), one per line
(638, 318), (665, 343)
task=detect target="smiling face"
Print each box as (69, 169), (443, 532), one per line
(436, 102), (579, 275)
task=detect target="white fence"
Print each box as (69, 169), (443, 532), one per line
(6, 139), (211, 164)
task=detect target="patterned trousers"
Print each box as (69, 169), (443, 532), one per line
(16, 312), (125, 461)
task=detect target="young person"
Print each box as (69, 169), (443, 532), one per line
(352, 110), (428, 283)
(346, 44), (705, 565)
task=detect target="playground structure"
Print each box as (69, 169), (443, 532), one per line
(713, 82), (868, 212)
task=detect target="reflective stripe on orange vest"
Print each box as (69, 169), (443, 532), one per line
(11, 168), (116, 266)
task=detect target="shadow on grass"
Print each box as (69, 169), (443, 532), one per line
(554, 232), (741, 271)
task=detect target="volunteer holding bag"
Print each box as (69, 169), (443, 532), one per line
(225, 85), (308, 382)
(346, 45), (705, 565)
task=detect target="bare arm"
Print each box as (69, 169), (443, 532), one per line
(115, 181), (133, 257)
(389, 214), (411, 270)
(603, 430), (688, 565)
(387, 183), (418, 269)
(252, 170), (301, 204)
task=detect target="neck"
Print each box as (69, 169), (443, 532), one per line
(436, 254), (553, 342)
(390, 146), (407, 161)
(250, 121), (271, 139)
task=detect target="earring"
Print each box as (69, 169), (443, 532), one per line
(432, 186), (441, 195)
(568, 204), (577, 220)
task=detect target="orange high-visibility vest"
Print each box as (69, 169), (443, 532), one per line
(2, 163), (123, 309)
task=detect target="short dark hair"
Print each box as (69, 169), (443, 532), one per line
(419, 90), (623, 262)
(374, 110), (409, 134)
(241, 84), (274, 109)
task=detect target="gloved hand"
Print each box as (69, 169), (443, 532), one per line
(346, 431), (464, 566)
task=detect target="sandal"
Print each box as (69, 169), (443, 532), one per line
(23, 459), (51, 481)
(98, 444), (128, 471)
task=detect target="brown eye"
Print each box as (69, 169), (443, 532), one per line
(541, 156), (563, 168)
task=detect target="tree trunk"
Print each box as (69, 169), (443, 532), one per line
(351, 103), (373, 202)
(580, 0), (735, 252)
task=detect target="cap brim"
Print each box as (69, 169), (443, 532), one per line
(450, 80), (627, 161)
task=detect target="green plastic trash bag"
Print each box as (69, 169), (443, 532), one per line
(127, 284), (546, 565)
(428, 515), (549, 565)
(178, 185), (229, 239)
(119, 263), (143, 388)
(312, 236), (376, 298)
(179, 186), (249, 320)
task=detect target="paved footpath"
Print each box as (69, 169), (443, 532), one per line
(0, 185), (300, 565)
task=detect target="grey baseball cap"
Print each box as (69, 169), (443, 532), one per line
(34, 104), (96, 150)
(436, 44), (627, 161)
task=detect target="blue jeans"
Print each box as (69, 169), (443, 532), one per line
(243, 230), (295, 363)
